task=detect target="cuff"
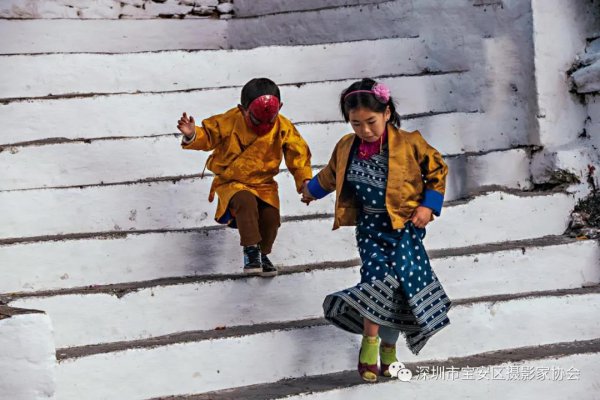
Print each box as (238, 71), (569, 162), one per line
(421, 189), (444, 216)
(294, 167), (314, 192)
(307, 176), (331, 199)
(181, 133), (196, 146)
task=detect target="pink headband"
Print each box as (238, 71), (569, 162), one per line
(344, 82), (391, 103)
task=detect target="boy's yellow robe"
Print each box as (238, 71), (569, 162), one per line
(182, 107), (312, 224)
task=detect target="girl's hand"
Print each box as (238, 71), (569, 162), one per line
(411, 206), (432, 228)
(177, 112), (195, 138)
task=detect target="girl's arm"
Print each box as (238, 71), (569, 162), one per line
(305, 143), (339, 200)
(410, 130), (448, 216)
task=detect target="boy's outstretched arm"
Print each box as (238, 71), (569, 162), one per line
(178, 112), (223, 151)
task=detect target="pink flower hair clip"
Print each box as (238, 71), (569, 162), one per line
(371, 82), (391, 103)
(343, 81), (392, 103)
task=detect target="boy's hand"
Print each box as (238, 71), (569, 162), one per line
(411, 206), (432, 228)
(301, 180), (315, 205)
(177, 112), (195, 138)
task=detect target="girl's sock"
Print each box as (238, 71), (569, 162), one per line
(380, 344), (397, 377)
(359, 335), (379, 364)
(380, 344), (397, 365)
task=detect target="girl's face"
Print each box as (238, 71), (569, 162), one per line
(348, 106), (390, 142)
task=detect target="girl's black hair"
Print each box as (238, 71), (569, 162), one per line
(339, 78), (401, 127)
(240, 78), (281, 108)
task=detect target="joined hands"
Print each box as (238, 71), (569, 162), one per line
(300, 180), (315, 205)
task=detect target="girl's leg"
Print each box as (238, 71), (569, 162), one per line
(363, 317), (379, 337)
(379, 326), (400, 346)
(379, 326), (400, 377)
(359, 318), (380, 382)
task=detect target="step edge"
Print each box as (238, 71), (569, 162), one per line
(0, 35), (417, 59)
(0, 144), (531, 194)
(3, 235), (592, 301)
(54, 284), (600, 361)
(0, 188), (572, 246)
(0, 69), (467, 105)
(148, 337), (600, 400)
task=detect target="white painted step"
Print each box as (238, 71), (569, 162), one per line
(0, 0), (222, 20)
(0, 161), (567, 239)
(8, 238), (598, 348)
(232, 0), (391, 18)
(0, 19), (228, 55)
(0, 37), (465, 99)
(401, 112), (529, 156)
(0, 169), (334, 239)
(281, 352), (600, 400)
(225, 0), (418, 50)
(151, 341), (600, 400)
(0, 112), (530, 181)
(0, 123), (531, 193)
(0, 73), (480, 145)
(53, 290), (600, 400)
(0, 191), (576, 292)
(0, 307), (56, 400)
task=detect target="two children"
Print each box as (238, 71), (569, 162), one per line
(178, 77), (451, 382)
(178, 78), (312, 277)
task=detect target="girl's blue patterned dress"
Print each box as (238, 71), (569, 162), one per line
(323, 143), (452, 355)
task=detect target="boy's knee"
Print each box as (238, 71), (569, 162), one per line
(230, 191), (258, 212)
(262, 206), (280, 225)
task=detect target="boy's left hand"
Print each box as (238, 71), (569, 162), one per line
(300, 180), (315, 205)
(411, 206), (432, 228)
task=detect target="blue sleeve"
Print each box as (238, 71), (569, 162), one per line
(420, 189), (444, 216)
(307, 176), (332, 200)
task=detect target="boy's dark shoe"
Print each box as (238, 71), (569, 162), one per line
(243, 245), (262, 274)
(260, 253), (278, 277)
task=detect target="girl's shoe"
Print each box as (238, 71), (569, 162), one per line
(380, 344), (398, 377)
(358, 336), (379, 383)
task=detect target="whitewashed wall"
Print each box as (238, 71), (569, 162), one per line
(0, 308), (56, 400)
(530, 0), (600, 188)
(0, 0), (231, 19)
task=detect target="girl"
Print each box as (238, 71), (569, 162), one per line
(302, 78), (451, 382)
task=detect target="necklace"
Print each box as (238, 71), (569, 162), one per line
(357, 128), (387, 160)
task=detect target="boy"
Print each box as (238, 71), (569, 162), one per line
(177, 78), (312, 277)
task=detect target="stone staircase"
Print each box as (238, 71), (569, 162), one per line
(1, 1), (599, 399)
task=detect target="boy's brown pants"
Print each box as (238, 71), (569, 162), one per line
(228, 190), (280, 254)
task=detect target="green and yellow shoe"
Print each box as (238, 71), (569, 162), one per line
(358, 335), (379, 383)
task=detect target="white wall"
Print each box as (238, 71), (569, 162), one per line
(0, 309), (56, 400)
(530, 0), (600, 186)
(0, 0), (229, 19)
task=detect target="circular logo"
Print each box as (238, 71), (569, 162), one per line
(389, 361), (413, 382)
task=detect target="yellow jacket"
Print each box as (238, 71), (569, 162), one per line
(307, 124), (448, 230)
(182, 107), (313, 223)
